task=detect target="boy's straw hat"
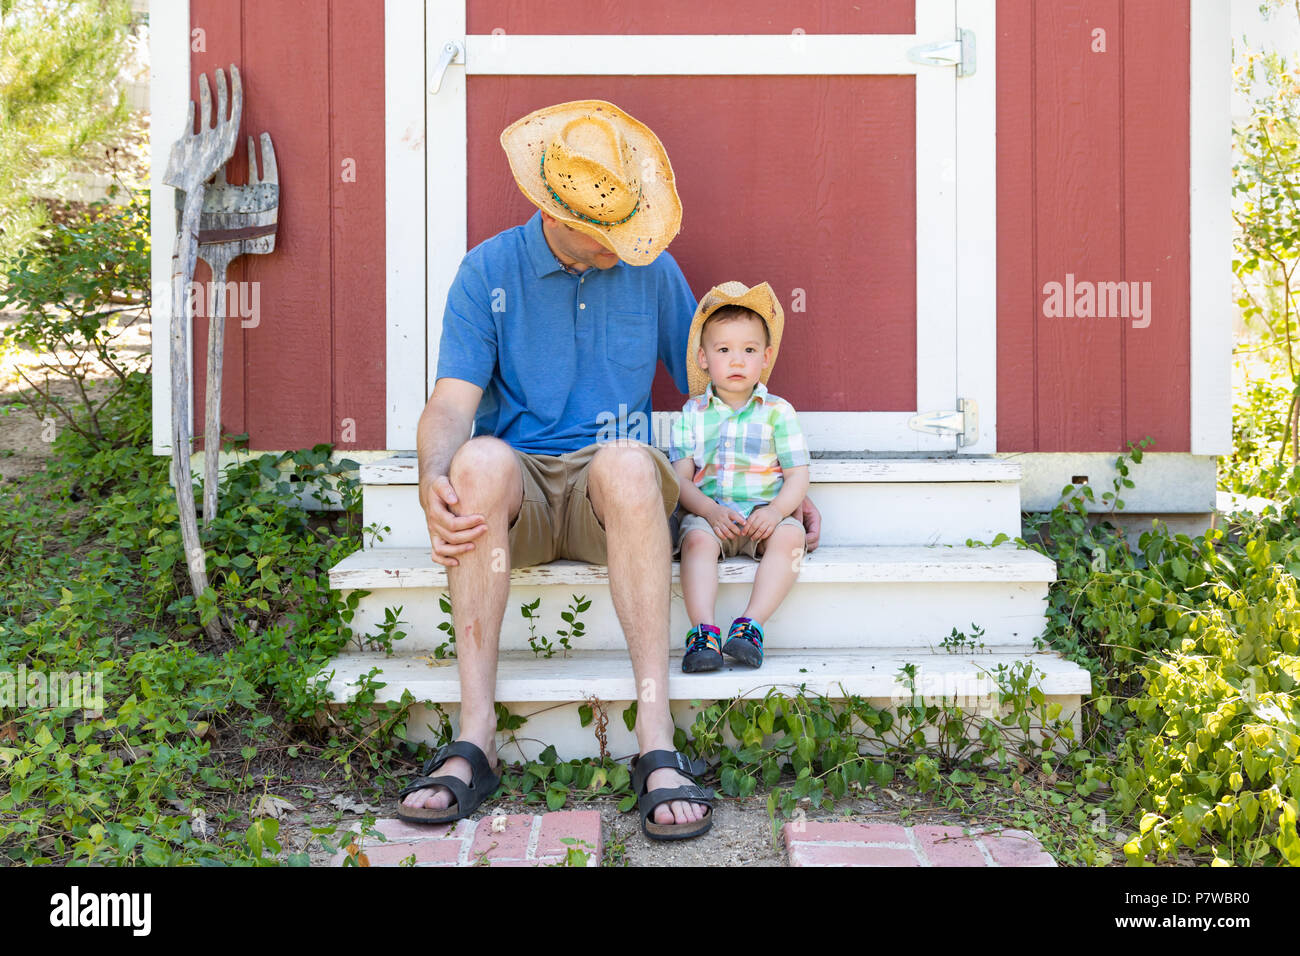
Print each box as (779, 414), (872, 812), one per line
(686, 281), (785, 398)
(500, 100), (682, 266)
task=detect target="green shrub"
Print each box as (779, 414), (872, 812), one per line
(0, 189), (150, 445)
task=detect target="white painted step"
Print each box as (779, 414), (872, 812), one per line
(360, 456), (1024, 550)
(319, 647), (1090, 760)
(330, 543), (1056, 651)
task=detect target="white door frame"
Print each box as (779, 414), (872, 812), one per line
(384, 0), (998, 453)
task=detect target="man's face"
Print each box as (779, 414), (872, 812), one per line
(698, 315), (772, 394)
(539, 211), (622, 271)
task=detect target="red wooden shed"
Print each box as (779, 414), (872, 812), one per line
(149, 0), (1231, 524)
(146, 0), (1234, 758)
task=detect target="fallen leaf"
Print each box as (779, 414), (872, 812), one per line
(329, 794), (380, 815)
(416, 655), (455, 668)
(0, 723), (17, 744)
(883, 788), (902, 802)
(252, 794), (297, 819)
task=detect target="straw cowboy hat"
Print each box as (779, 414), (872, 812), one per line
(686, 281), (786, 398)
(500, 99), (682, 266)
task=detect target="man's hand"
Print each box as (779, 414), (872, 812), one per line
(799, 496), (822, 552)
(419, 473), (488, 568)
(742, 504), (781, 542)
(706, 503), (747, 541)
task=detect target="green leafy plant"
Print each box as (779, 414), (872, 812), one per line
(520, 594), (589, 658)
(939, 623), (987, 654)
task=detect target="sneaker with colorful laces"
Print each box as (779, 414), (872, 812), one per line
(723, 616), (764, 667)
(682, 623), (723, 673)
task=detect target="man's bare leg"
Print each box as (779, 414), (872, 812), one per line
(587, 444), (706, 827)
(402, 437), (521, 811)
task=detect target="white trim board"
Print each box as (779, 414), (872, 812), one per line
(417, 1), (1000, 455)
(462, 34), (922, 75)
(1189, 0), (1233, 455)
(149, 0), (190, 455)
(955, 0), (997, 454)
(385, 0), (429, 450)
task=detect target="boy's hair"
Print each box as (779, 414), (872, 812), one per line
(700, 305), (771, 348)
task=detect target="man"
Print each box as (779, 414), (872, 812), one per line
(398, 100), (821, 840)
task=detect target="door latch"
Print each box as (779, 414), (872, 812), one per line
(430, 40), (464, 95)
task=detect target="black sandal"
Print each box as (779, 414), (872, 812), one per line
(630, 750), (715, 841)
(396, 740), (501, 824)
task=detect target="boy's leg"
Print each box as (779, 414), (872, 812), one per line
(742, 520), (807, 625)
(679, 527), (722, 626)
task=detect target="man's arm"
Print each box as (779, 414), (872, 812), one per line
(417, 377), (488, 566)
(656, 253), (698, 395)
(769, 402), (820, 551)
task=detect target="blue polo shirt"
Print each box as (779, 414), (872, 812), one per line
(434, 210), (697, 455)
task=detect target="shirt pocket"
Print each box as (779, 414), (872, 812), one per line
(739, 421), (776, 458)
(606, 311), (656, 373)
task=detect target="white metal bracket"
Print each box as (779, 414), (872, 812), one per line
(907, 28), (976, 77)
(908, 397), (980, 447)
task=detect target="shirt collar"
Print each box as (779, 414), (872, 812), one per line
(523, 208), (622, 278)
(704, 380), (768, 410)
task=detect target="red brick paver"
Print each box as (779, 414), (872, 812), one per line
(783, 820), (1057, 867)
(328, 811), (602, 867)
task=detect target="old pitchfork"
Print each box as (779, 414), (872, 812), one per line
(163, 65), (241, 640)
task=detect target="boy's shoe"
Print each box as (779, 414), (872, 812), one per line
(682, 624), (723, 672)
(723, 617), (764, 667)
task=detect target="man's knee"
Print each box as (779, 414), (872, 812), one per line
(448, 436), (519, 505)
(589, 443), (659, 503)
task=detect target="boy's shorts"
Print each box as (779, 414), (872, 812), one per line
(675, 512), (805, 561)
(507, 441), (679, 569)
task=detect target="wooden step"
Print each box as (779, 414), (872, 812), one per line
(359, 456), (1025, 550)
(330, 543), (1057, 652)
(319, 647), (1090, 760)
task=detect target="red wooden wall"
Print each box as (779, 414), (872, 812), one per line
(996, 0), (1190, 453)
(188, 0), (387, 452)
(185, 0), (1191, 454)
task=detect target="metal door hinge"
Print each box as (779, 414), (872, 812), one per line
(907, 28), (976, 77)
(908, 397), (979, 446)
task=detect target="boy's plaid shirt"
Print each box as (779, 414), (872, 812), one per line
(667, 381), (810, 518)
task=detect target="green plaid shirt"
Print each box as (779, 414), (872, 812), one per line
(668, 381), (810, 518)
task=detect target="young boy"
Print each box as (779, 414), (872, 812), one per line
(667, 281), (811, 672)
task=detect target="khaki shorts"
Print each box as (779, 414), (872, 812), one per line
(506, 441), (680, 569)
(675, 512), (805, 561)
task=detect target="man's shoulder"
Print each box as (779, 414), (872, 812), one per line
(464, 220), (529, 265)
